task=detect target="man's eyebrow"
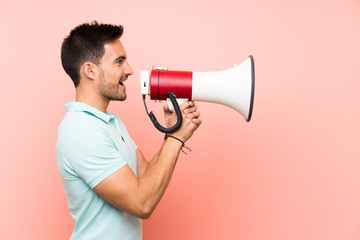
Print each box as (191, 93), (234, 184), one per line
(113, 55), (126, 63)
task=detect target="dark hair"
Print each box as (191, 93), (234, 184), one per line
(61, 21), (124, 87)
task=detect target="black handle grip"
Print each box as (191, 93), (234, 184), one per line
(149, 92), (182, 133)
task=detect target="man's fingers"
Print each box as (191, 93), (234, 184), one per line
(177, 100), (202, 126)
(180, 101), (195, 113)
(192, 118), (202, 125)
(184, 106), (198, 115)
(186, 110), (200, 119)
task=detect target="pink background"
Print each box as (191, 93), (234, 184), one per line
(1, 0), (359, 239)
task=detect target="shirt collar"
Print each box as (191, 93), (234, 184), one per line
(65, 101), (114, 123)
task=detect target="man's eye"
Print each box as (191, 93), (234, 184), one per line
(117, 60), (124, 65)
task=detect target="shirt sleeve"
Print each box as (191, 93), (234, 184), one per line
(62, 123), (127, 189)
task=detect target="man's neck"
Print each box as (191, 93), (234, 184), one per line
(76, 87), (109, 113)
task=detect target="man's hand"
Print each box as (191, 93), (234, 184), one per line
(163, 101), (202, 142)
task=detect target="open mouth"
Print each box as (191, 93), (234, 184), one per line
(119, 78), (127, 86)
(119, 75), (128, 88)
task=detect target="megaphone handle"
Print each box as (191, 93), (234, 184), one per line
(167, 98), (188, 111)
(148, 92), (183, 133)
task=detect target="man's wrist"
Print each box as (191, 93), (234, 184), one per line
(164, 134), (191, 154)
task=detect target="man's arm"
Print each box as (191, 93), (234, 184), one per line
(93, 101), (201, 219)
(136, 149), (158, 179)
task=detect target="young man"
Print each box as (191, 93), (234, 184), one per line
(57, 21), (202, 240)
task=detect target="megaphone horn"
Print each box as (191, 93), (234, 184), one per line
(141, 55), (255, 133)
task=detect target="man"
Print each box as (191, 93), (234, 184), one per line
(56, 21), (201, 240)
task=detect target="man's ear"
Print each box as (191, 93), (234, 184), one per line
(81, 62), (97, 80)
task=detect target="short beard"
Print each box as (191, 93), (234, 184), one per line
(102, 91), (126, 101)
(98, 68), (127, 101)
(106, 93), (127, 101)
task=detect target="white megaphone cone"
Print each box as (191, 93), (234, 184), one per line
(140, 55), (255, 133)
(192, 55), (254, 121)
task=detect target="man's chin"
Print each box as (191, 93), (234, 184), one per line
(111, 95), (127, 101)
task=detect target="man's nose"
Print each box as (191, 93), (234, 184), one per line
(124, 61), (133, 76)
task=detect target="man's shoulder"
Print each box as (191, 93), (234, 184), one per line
(59, 111), (105, 131)
(57, 111), (110, 149)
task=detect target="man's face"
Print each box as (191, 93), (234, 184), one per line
(97, 39), (133, 101)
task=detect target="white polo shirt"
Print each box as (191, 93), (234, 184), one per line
(56, 101), (142, 240)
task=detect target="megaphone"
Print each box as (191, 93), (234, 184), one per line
(141, 55), (255, 133)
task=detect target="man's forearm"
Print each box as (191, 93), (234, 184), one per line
(137, 137), (182, 217)
(143, 150), (161, 174)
